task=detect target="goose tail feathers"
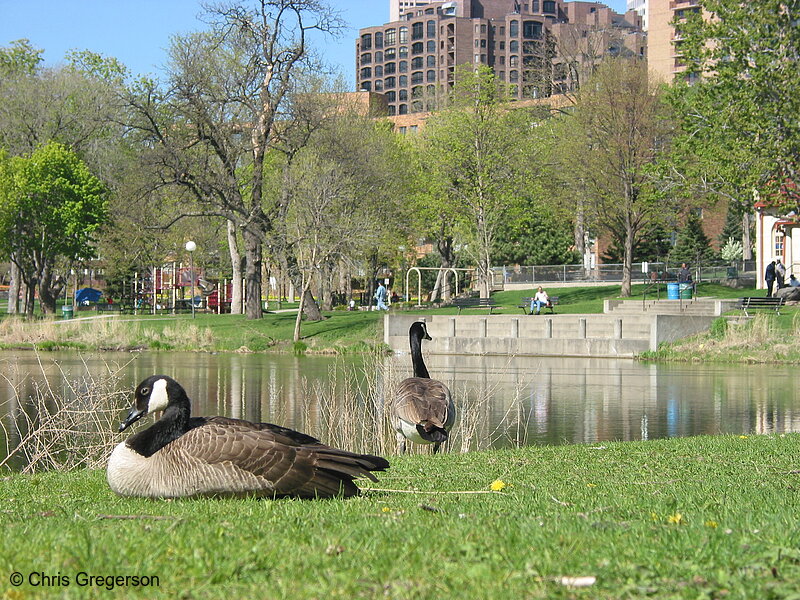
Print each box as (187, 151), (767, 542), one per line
(416, 422), (449, 443)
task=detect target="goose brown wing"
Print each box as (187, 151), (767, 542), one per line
(394, 377), (452, 428)
(170, 417), (388, 498)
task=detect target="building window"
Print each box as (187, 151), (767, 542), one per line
(360, 53), (372, 65)
(411, 100), (423, 112)
(385, 28), (396, 46)
(775, 232), (785, 257)
(427, 55), (436, 67)
(399, 75), (408, 86)
(500, 26), (506, 35)
(399, 46), (409, 58)
(500, 41), (506, 50)
(481, 39), (487, 48)
(412, 42), (424, 54)
(523, 21), (542, 39)
(385, 47), (396, 60)
(399, 27), (408, 43)
(412, 85), (423, 98)
(427, 40), (436, 52)
(385, 76), (396, 89)
(399, 89), (408, 100)
(532, 0), (539, 11)
(388, 105), (396, 116)
(427, 84), (436, 95)
(427, 20), (436, 38)
(360, 67), (371, 79)
(385, 62), (396, 74)
(499, 70), (505, 80)
(481, 24), (487, 34)
(375, 32), (383, 49)
(411, 71), (423, 84)
(510, 69), (519, 82)
(374, 65), (383, 77)
(399, 60), (408, 72)
(375, 51), (383, 63)
(361, 34), (372, 50)
(510, 40), (519, 52)
(475, 39), (480, 48)
(510, 55), (519, 67)
(543, 0), (555, 13)
(399, 104), (408, 115)
(412, 57), (424, 69)
(385, 91), (396, 102)
(374, 79), (382, 91)
(510, 20), (519, 37)
(412, 22), (423, 40)
(499, 56), (506, 65)
(361, 81), (371, 91)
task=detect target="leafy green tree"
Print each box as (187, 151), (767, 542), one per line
(124, 1), (345, 320)
(555, 58), (675, 296)
(670, 212), (714, 265)
(672, 0), (800, 207)
(0, 143), (108, 315)
(601, 223), (673, 264)
(492, 204), (578, 266)
(418, 65), (541, 297)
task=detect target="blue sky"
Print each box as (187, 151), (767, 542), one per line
(0, 0), (628, 87)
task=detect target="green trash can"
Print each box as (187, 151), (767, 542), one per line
(679, 283), (693, 299)
(61, 305), (74, 319)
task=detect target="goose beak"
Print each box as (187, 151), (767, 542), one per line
(119, 406), (147, 432)
(424, 333), (432, 341)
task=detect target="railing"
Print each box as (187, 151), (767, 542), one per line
(492, 260), (755, 285)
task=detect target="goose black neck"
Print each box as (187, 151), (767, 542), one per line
(410, 332), (430, 379)
(126, 402), (191, 458)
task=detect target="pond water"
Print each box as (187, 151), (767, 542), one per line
(1, 350), (798, 470)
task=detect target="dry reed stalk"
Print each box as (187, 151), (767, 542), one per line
(0, 352), (133, 473)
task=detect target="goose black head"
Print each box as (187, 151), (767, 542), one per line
(410, 321), (432, 341)
(119, 375), (186, 432)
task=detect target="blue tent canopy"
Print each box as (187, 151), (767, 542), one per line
(75, 288), (103, 305)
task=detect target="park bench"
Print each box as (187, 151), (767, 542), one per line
(518, 296), (559, 315)
(95, 302), (121, 313)
(736, 296), (785, 317)
(452, 297), (497, 314)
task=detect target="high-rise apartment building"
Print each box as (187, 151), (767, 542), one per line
(357, 0), (644, 116)
(390, 0), (432, 21)
(647, 0), (702, 82)
(626, 0), (647, 29)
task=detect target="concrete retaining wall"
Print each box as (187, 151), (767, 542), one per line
(385, 311), (717, 357)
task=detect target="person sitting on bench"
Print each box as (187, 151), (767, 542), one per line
(530, 286), (550, 315)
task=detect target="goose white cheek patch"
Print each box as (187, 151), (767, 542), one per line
(147, 379), (169, 413)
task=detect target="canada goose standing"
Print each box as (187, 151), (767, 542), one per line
(393, 321), (455, 454)
(107, 375), (389, 498)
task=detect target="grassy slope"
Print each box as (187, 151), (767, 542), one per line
(2, 434), (799, 599)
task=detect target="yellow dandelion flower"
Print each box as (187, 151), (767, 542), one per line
(705, 520), (718, 528)
(650, 512), (659, 522)
(381, 507), (391, 513)
(586, 483), (597, 488)
(739, 435), (749, 439)
(490, 479), (507, 492)
(667, 513), (685, 525)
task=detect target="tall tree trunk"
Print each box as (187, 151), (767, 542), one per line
(7, 260), (20, 315)
(38, 265), (66, 315)
(242, 227), (263, 319)
(25, 277), (36, 318)
(742, 211), (753, 261)
(621, 224), (634, 297)
(227, 220), (244, 315)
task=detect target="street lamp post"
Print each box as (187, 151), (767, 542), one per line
(185, 241), (196, 319)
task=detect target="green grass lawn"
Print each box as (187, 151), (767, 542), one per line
(2, 434), (799, 599)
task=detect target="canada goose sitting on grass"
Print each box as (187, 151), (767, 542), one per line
(107, 375), (389, 499)
(393, 321), (455, 454)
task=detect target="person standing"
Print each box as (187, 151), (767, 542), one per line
(677, 263), (691, 283)
(765, 260), (776, 297)
(374, 281), (389, 311)
(775, 258), (786, 290)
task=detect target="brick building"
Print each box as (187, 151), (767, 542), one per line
(357, 0), (645, 117)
